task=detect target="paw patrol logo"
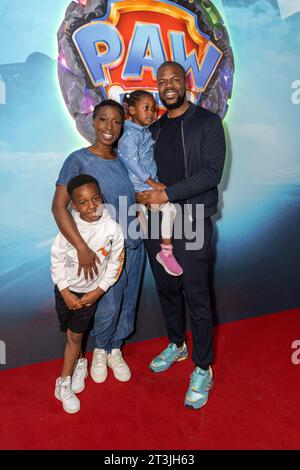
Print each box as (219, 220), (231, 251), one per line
(72, 0), (222, 106)
(58, 0), (234, 142)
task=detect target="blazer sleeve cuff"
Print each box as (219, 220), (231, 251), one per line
(165, 186), (178, 202)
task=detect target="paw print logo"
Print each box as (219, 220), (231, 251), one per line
(58, 0), (234, 142)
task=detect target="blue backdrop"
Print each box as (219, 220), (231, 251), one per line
(0, 0), (299, 369)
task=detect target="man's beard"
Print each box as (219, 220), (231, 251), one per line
(160, 92), (186, 110)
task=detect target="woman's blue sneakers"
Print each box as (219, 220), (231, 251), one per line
(184, 366), (213, 409)
(149, 342), (188, 372)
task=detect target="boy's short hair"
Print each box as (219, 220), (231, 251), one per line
(67, 174), (101, 199)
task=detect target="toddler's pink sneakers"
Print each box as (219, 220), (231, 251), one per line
(156, 244), (183, 276)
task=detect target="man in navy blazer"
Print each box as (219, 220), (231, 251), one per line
(137, 61), (226, 410)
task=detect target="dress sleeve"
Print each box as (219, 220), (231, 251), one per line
(56, 153), (82, 187)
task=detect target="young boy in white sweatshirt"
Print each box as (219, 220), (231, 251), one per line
(51, 174), (124, 414)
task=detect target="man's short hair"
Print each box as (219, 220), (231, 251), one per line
(157, 61), (186, 79)
(67, 174), (101, 198)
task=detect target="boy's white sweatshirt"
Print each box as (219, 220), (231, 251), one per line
(51, 208), (124, 293)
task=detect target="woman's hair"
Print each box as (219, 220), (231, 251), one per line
(92, 99), (125, 121)
(122, 90), (155, 115)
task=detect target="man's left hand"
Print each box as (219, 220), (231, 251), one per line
(141, 190), (169, 206)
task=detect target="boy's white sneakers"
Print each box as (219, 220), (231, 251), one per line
(107, 349), (131, 382)
(71, 358), (88, 393)
(55, 376), (80, 414)
(90, 348), (108, 383)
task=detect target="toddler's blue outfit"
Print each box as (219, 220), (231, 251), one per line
(117, 120), (183, 276)
(117, 120), (157, 192)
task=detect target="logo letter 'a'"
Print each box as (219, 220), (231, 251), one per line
(123, 23), (166, 79)
(0, 76), (6, 105)
(0, 340), (6, 365)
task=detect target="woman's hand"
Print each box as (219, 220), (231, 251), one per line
(52, 185), (100, 280)
(136, 191), (148, 205)
(77, 245), (100, 281)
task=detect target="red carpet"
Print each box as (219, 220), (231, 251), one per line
(1, 308), (300, 450)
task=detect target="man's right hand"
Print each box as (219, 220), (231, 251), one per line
(77, 245), (100, 280)
(136, 191), (149, 205)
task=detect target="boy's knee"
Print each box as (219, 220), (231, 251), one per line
(67, 330), (83, 344)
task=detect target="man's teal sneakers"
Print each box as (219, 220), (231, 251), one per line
(184, 366), (213, 409)
(149, 342), (188, 372)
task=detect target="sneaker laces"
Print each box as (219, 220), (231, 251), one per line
(73, 360), (86, 380)
(190, 368), (209, 392)
(111, 351), (126, 370)
(59, 380), (75, 400)
(161, 343), (183, 360)
(162, 249), (172, 257)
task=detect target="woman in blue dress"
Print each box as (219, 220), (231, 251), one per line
(52, 99), (144, 386)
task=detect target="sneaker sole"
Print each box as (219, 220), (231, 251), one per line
(54, 390), (80, 414)
(156, 253), (183, 277)
(90, 368), (108, 383)
(108, 364), (131, 382)
(62, 405), (80, 414)
(184, 399), (208, 410)
(184, 381), (213, 409)
(71, 370), (88, 394)
(149, 354), (188, 373)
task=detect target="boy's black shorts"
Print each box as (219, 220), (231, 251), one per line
(54, 286), (98, 333)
